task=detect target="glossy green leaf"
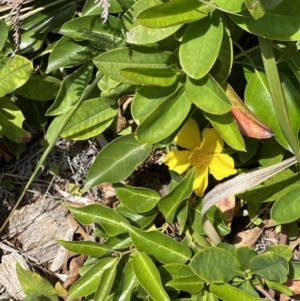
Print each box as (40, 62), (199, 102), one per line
(121, 223), (191, 264)
(68, 257), (117, 300)
(249, 252), (288, 283)
(84, 134), (152, 190)
(14, 75), (61, 101)
(185, 75), (232, 115)
(214, 0), (245, 13)
(131, 81), (181, 122)
(166, 276), (204, 294)
(58, 15), (124, 50)
(114, 184), (160, 213)
(235, 247), (257, 270)
(21, 0), (76, 33)
(114, 261), (139, 301)
(210, 283), (265, 301)
(0, 97), (31, 144)
(46, 62), (94, 116)
(16, 263), (58, 301)
(271, 187), (300, 224)
(135, 90), (191, 143)
(104, 233), (132, 250)
(94, 267), (116, 300)
(244, 0), (284, 20)
(122, 0), (182, 44)
(116, 206), (158, 229)
(0, 20), (9, 51)
(210, 17), (233, 85)
(93, 46), (178, 84)
(180, 12), (223, 80)
(289, 261), (300, 280)
(203, 111), (245, 151)
(47, 36), (102, 72)
(136, 0), (208, 28)
(245, 72), (289, 150)
(64, 203), (129, 236)
(133, 252), (170, 301)
(158, 168), (195, 223)
(82, 0), (123, 15)
(20, 31), (46, 54)
(190, 247), (243, 283)
(61, 97), (118, 140)
(119, 66), (177, 87)
(229, 0), (300, 41)
(265, 279), (293, 296)
(56, 240), (109, 257)
(0, 55), (33, 97)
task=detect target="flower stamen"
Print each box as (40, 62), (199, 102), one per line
(188, 147), (210, 167)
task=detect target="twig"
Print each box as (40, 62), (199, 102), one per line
(255, 285), (276, 301)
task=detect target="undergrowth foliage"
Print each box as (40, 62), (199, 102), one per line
(1, 0), (300, 300)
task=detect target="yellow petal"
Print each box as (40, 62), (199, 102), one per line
(209, 154), (237, 180)
(200, 128), (223, 153)
(163, 150), (192, 174)
(193, 166), (209, 197)
(175, 118), (201, 150)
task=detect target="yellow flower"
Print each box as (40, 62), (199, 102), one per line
(164, 118), (237, 197)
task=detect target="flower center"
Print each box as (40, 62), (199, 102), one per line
(188, 147), (210, 167)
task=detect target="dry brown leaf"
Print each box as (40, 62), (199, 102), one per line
(285, 279), (300, 294)
(289, 234), (300, 251)
(63, 255), (85, 289)
(98, 182), (116, 199)
(67, 215), (90, 241)
(232, 225), (264, 248)
(215, 195), (235, 226)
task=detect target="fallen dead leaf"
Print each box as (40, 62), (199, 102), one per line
(285, 279), (300, 294)
(232, 224), (264, 248)
(215, 195), (235, 226)
(63, 254), (85, 289)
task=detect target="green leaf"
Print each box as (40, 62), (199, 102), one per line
(93, 46), (178, 84)
(136, 0), (208, 28)
(104, 233), (132, 251)
(249, 251), (288, 283)
(114, 261), (139, 301)
(133, 252), (171, 301)
(0, 20), (9, 51)
(229, 0), (300, 41)
(68, 257), (117, 300)
(114, 183), (160, 213)
(166, 276), (204, 294)
(64, 203), (129, 236)
(56, 240), (109, 257)
(58, 15), (124, 50)
(180, 12), (223, 80)
(94, 267), (116, 300)
(185, 75), (232, 115)
(244, 0), (284, 20)
(121, 223), (192, 264)
(82, 0), (123, 15)
(190, 247), (243, 283)
(289, 261), (300, 280)
(47, 36), (102, 72)
(21, 0), (76, 33)
(119, 66), (177, 87)
(14, 75), (61, 101)
(46, 61), (94, 116)
(135, 90), (191, 143)
(264, 245), (292, 261)
(245, 71), (289, 151)
(235, 246), (257, 270)
(116, 205), (157, 229)
(84, 134), (152, 190)
(0, 97), (31, 144)
(61, 97), (118, 140)
(214, 0), (245, 13)
(203, 111), (245, 151)
(20, 31), (46, 54)
(210, 283), (265, 301)
(16, 263), (58, 301)
(0, 55), (33, 97)
(121, 0), (182, 44)
(158, 168), (195, 223)
(265, 279), (292, 296)
(131, 81), (181, 122)
(159, 263), (197, 282)
(271, 187), (300, 224)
